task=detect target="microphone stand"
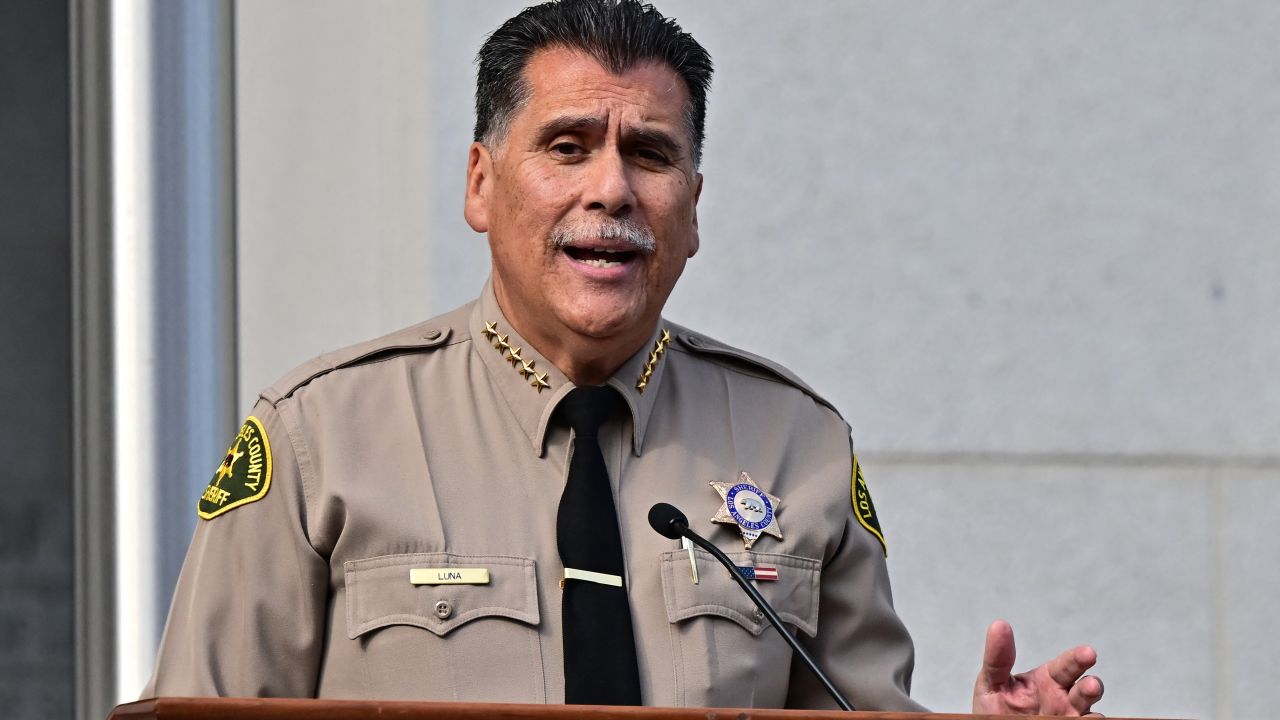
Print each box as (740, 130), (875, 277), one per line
(674, 520), (855, 711)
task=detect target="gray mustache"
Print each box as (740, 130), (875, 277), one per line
(550, 218), (656, 254)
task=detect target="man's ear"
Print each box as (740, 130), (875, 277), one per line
(688, 172), (703, 258)
(464, 142), (492, 233)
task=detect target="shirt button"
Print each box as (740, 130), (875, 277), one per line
(434, 600), (453, 619)
(753, 607), (765, 621)
(423, 329), (442, 340)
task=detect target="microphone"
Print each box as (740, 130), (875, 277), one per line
(646, 503), (855, 711)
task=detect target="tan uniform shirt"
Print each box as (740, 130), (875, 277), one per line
(146, 282), (923, 711)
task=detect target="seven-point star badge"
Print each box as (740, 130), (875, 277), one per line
(710, 471), (783, 549)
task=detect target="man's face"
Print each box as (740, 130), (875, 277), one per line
(465, 47), (702, 364)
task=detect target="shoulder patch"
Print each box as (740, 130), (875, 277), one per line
(850, 455), (887, 556)
(198, 416), (273, 520)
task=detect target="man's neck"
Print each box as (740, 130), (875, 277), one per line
(492, 291), (653, 387)
(535, 332), (649, 386)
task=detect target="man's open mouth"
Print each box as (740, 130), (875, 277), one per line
(563, 246), (638, 268)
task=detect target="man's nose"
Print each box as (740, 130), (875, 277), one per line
(582, 149), (636, 215)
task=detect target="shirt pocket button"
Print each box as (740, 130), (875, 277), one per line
(434, 600), (453, 620)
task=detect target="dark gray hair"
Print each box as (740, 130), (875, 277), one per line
(474, 0), (713, 166)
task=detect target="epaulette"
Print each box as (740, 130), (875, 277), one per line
(666, 321), (843, 419)
(260, 304), (470, 405)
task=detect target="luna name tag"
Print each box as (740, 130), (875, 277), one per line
(409, 568), (490, 585)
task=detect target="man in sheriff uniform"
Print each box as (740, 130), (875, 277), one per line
(147, 1), (1104, 715)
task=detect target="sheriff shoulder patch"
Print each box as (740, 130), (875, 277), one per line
(850, 455), (887, 556)
(198, 416), (273, 520)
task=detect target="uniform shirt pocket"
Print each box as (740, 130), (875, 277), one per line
(660, 550), (819, 636)
(332, 552), (545, 702)
(659, 550), (820, 707)
(345, 553), (539, 638)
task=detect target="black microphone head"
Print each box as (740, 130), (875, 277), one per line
(648, 503), (689, 539)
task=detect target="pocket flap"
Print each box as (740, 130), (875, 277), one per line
(660, 550), (820, 637)
(344, 553), (539, 639)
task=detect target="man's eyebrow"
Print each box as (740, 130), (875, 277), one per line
(532, 116), (687, 158)
(533, 115), (607, 142)
(626, 126), (684, 159)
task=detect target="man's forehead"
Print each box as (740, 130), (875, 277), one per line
(518, 47), (690, 126)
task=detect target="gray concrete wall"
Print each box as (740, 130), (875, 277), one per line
(236, 0), (436, 413)
(235, 2), (1280, 718)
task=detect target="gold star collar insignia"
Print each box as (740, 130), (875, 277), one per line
(710, 471), (783, 549)
(530, 371), (551, 393)
(482, 321), (551, 394)
(635, 328), (672, 393)
(517, 359), (537, 379)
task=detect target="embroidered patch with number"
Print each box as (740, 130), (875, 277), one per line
(850, 455), (886, 556)
(198, 416), (273, 519)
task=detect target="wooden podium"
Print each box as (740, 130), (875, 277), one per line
(109, 697), (1166, 720)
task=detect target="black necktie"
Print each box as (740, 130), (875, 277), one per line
(555, 386), (642, 705)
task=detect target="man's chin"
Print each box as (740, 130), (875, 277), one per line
(559, 304), (652, 345)
(565, 317), (643, 342)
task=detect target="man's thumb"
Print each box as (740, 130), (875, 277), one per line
(977, 619), (1017, 691)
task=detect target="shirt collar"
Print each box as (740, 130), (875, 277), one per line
(469, 278), (672, 457)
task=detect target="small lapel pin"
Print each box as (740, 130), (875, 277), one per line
(736, 565), (778, 582)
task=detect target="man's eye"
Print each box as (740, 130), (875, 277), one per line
(550, 142), (584, 156)
(635, 147), (670, 165)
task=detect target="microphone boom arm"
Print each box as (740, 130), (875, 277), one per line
(673, 518), (855, 711)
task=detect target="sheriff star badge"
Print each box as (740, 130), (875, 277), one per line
(710, 471), (783, 550)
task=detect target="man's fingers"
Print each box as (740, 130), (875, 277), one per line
(1046, 644), (1098, 688)
(977, 619), (1017, 691)
(1068, 674), (1105, 714)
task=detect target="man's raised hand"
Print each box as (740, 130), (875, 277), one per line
(972, 620), (1104, 716)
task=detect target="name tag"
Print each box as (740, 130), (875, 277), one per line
(409, 568), (490, 585)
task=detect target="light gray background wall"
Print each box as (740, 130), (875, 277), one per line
(235, 2), (1280, 718)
